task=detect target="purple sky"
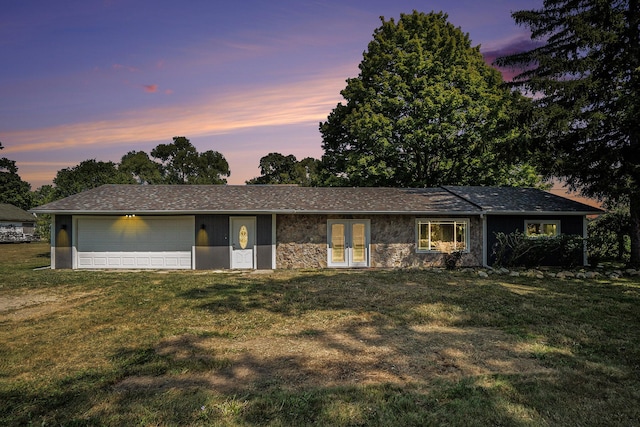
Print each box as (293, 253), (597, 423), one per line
(1, 0), (541, 189)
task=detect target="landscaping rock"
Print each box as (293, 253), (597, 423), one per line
(478, 271), (489, 278)
(509, 271), (520, 277)
(585, 271), (600, 279)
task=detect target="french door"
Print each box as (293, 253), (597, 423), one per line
(327, 219), (370, 267)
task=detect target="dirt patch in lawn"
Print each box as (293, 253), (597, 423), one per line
(115, 321), (552, 394)
(0, 289), (101, 321)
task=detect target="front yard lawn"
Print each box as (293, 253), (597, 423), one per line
(1, 243), (639, 426)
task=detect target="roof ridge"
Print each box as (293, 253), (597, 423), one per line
(440, 186), (485, 211)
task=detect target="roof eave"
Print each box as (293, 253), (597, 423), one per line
(484, 210), (603, 216)
(30, 209), (483, 216)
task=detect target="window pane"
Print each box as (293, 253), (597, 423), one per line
(455, 223), (467, 251)
(431, 223), (455, 252)
(542, 223), (557, 236)
(526, 222), (558, 237)
(418, 223), (429, 250)
(352, 223), (366, 262)
(331, 223), (345, 263)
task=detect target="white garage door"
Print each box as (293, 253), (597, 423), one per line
(76, 216), (194, 269)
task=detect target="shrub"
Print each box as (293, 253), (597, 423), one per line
(443, 250), (463, 270)
(492, 231), (584, 268)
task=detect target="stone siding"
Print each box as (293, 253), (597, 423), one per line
(276, 214), (328, 269)
(276, 214), (483, 269)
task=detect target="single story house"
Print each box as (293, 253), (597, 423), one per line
(31, 184), (602, 270)
(0, 203), (37, 243)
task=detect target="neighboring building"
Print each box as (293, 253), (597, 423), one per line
(31, 185), (602, 270)
(0, 203), (37, 243)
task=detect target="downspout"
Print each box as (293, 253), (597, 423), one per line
(482, 213), (488, 267)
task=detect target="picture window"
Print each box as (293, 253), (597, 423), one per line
(416, 219), (469, 253)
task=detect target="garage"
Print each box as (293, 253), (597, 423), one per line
(76, 216), (194, 269)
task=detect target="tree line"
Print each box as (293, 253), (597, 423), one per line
(1, 3), (638, 264)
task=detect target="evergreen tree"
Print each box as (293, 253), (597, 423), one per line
(496, 0), (640, 265)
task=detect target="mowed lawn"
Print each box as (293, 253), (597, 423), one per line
(1, 243), (639, 426)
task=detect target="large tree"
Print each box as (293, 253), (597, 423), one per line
(319, 11), (540, 188)
(496, 0), (640, 265)
(150, 136), (230, 184)
(0, 142), (32, 210)
(246, 152), (321, 185)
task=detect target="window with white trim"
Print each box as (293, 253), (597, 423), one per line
(416, 219), (469, 253)
(525, 220), (560, 238)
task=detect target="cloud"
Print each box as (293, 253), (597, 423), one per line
(2, 68), (352, 156)
(481, 36), (544, 81)
(143, 84), (158, 93)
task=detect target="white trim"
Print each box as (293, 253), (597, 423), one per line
(50, 216), (56, 270)
(72, 216), (78, 269)
(271, 214), (277, 269)
(415, 218), (470, 253)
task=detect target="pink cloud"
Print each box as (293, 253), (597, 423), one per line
(143, 84), (158, 93)
(481, 37), (543, 81)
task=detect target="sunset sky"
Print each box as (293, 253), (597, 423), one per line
(2, 0), (542, 189)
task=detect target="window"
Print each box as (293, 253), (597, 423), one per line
(416, 219), (469, 253)
(525, 220), (560, 238)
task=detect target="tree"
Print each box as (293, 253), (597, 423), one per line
(246, 153), (321, 185)
(495, 0), (640, 265)
(150, 136), (230, 184)
(119, 151), (163, 184)
(0, 142), (32, 210)
(53, 159), (135, 199)
(319, 11), (541, 188)
(31, 184), (56, 241)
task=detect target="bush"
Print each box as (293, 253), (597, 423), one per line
(443, 251), (463, 270)
(492, 231), (584, 268)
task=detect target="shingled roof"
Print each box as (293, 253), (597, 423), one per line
(31, 185), (481, 215)
(31, 184), (602, 215)
(444, 186), (602, 214)
(0, 203), (36, 222)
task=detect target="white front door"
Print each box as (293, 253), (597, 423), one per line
(230, 217), (256, 269)
(327, 219), (370, 267)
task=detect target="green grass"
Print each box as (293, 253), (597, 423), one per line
(1, 242), (639, 426)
